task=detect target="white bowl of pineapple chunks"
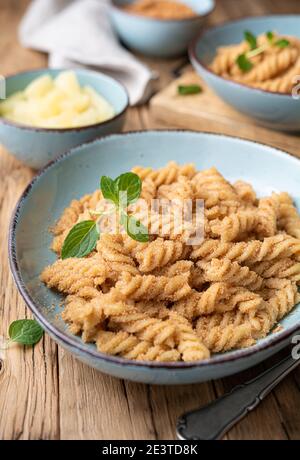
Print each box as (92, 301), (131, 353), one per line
(0, 69), (129, 169)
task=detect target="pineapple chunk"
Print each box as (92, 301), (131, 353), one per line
(36, 110), (78, 129)
(24, 75), (53, 99)
(36, 88), (64, 118)
(72, 107), (101, 127)
(54, 71), (81, 97)
(61, 93), (91, 113)
(84, 86), (115, 120)
(11, 100), (37, 125)
(0, 91), (25, 115)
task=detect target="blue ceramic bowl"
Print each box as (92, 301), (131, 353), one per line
(9, 131), (300, 385)
(110, 0), (215, 57)
(0, 68), (129, 169)
(190, 15), (300, 131)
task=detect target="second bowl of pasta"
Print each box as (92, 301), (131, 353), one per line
(189, 15), (300, 131)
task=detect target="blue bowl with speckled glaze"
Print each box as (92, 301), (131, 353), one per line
(110, 0), (215, 57)
(8, 130), (300, 384)
(190, 15), (300, 131)
(0, 68), (129, 169)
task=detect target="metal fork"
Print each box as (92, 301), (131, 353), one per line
(177, 353), (299, 440)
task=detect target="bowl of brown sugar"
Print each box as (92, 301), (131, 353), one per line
(110, 0), (215, 57)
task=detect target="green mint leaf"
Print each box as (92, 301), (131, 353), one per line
(178, 84), (202, 95)
(114, 172), (142, 206)
(275, 38), (290, 48)
(100, 176), (119, 205)
(61, 220), (99, 259)
(236, 54), (253, 72)
(266, 31), (274, 42)
(123, 214), (149, 243)
(244, 30), (257, 50)
(9, 319), (43, 346)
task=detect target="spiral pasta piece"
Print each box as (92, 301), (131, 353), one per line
(40, 254), (108, 297)
(240, 47), (298, 83)
(109, 310), (176, 347)
(96, 330), (180, 361)
(158, 175), (194, 201)
(62, 295), (104, 341)
(233, 180), (257, 205)
(115, 271), (191, 301)
(121, 232), (149, 256)
(205, 200), (249, 221)
(227, 288), (264, 313)
(251, 280), (298, 338)
(172, 283), (228, 319)
(257, 195), (279, 237)
(51, 190), (103, 254)
(53, 199), (83, 236)
(191, 234), (300, 264)
(253, 56), (300, 93)
(132, 161), (196, 186)
(156, 260), (193, 277)
(63, 291), (132, 338)
(135, 238), (185, 272)
(140, 178), (157, 203)
(134, 299), (168, 318)
(197, 258), (263, 290)
(97, 234), (139, 276)
(276, 192), (300, 238)
(192, 167), (239, 205)
(251, 258), (300, 282)
(167, 312), (210, 361)
(97, 234), (134, 265)
(210, 42), (249, 75)
(211, 209), (260, 241)
(196, 312), (254, 352)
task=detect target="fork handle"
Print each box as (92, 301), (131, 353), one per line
(176, 353), (299, 440)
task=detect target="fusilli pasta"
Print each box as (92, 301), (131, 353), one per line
(210, 33), (300, 94)
(41, 162), (300, 362)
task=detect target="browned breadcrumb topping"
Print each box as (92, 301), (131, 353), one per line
(124, 0), (197, 20)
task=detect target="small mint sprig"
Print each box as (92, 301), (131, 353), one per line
(178, 84), (202, 95)
(266, 31), (290, 48)
(61, 172), (149, 259)
(244, 30), (257, 50)
(236, 30), (290, 72)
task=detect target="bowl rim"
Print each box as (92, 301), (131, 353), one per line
(0, 67), (129, 132)
(110, 0), (216, 24)
(189, 13), (300, 98)
(8, 129), (300, 370)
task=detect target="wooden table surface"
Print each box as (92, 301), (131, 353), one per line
(1, 0), (300, 441)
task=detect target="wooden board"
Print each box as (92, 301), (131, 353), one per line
(151, 69), (300, 158)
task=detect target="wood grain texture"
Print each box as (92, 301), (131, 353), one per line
(1, 0), (300, 441)
(0, 147), (59, 440)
